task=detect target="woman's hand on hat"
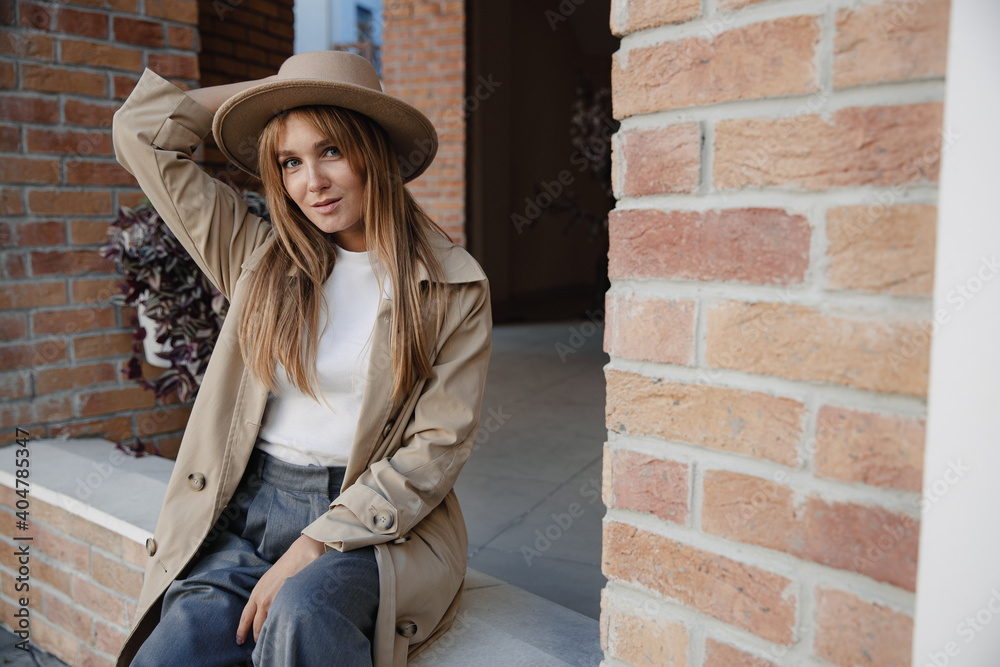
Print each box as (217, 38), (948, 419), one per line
(235, 533), (327, 646)
(185, 74), (278, 116)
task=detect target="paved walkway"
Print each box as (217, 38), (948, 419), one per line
(0, 319), (607, 662)
(457, 319), (608, 620)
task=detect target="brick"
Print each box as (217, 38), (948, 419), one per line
(78, 386), (155, 418)
(136, 405), (191, 436)
(720, 0), (769, 8)
(35, 363), (116, 393)
(113, 74), (140, 100)
(72, 576), (127, 625)
(606, 368), (803, 465)
(610, 0), (699, 36)
(1, 253), (28, 278)
(705, 639), (779, 667)
(32, 617), (81, 666)
(28, 189), (112, 215)
(0, 155), (61, 183)
(834, 0), (950, 88)
(74, 332), (133, 360)
(64, 99), (118, 127)
(38, 525), (89, 572)
(166, 25), (196, 49)
(1, 188), (23, 214)
(0, 402), (30, 430)
(147, 53), (199, 80)
(608, 448), (689, 524)
(0, 282), (66, 308)
(92, 552), (142, 596)
(67, 517), (126, 558)
(603, 591), (688, 665)
(827, 204), (937, 296)
(72, 278), (121, 304)
(28, 128), (113, 156)
(47, 416), (132, 442)
(815, 588), (913, 667)
(19, 2), (53, 30)
(609, 209), (811, 285)
(604, 521), (796, 643)
(67, 160), (138, 186)
(95, 620), (128, 656)
(31, 249), (115, 275)
(146, 0), (199, 24)
(604, 293), (695, 365)
(55, 6), (108, 38)
(0, 340), (68, 370)
(43, 590), (92, 640)
(121, 538), (147, 568)
(0, 371), (31, 399)
(60, 38), (142, 71)
(69, 0), (138, 11)
(0, 124), (18, 151)
(82, 645), (116, 667)
(29, 496), (70, 531)
(814, 406), (925, 492)
(112, 16), (164, 46)
(0, 28), (55, 60)
(33, 307), (114, 335)
(615, 124), (700, 196)
(701, 470), (920, 590)
(0, 313), (26, 339)
(612, 16), (819, 118)
(715, 103), (945, 190)
(34, 559), (73, 597)
(706, 301), (931, 397)
(71, 220), (113, 244)
(10, 220), (66, 245)
(0, 95), (59, 124)
(0, 60), (14, 89)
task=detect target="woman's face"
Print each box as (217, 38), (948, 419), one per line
(276, 113), (366, 251)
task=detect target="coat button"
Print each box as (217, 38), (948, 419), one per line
(396, 620), (417, 638)
(373, 510), (394, 530)
(145, 537), (157, 556)
(188, 472), (206, 491)
(382, 421), (393, 438)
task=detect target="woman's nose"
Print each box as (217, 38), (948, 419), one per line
(307, 165), (330, 191)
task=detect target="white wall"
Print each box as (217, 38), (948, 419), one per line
(912, 1), (1000, 665)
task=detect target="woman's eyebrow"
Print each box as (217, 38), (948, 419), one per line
(276, 139), (333, 158)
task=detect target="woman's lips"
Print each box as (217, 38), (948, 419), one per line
(312, 198), (341, 214)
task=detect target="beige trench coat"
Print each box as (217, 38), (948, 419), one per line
(110, 69), (492, 666)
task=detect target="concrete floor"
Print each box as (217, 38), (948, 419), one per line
(456, 319), (609, 620)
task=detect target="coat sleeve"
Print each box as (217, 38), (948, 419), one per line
(111, 67), (271, 301)
(301, 277), (493, 550)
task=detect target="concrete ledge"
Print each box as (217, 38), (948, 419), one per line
(0, 439), (601, 665)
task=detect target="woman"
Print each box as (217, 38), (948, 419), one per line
(110, 51), (492, 666)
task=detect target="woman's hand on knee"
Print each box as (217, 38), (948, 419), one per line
(236, 534), (328, 645)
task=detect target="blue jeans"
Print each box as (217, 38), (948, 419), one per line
(131, 447), (380, 666)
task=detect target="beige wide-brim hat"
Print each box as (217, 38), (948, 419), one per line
(212, 50), (437, 182)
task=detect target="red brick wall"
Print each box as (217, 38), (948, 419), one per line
(196, 0), (294, 190)
(601, 0), (949, 664)
(0, 0), (206, 453)
(381, 0), (466, 245)
(0, 484), (145, 666)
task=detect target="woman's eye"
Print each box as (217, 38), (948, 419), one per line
(325, 146), (341, 157)
(281, 158), (299, 169)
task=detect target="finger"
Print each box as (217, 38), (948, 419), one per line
(237, 599), (256, 646)
(253, 606), (267, 643)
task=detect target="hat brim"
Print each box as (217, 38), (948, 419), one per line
(212, 79), (438, 183)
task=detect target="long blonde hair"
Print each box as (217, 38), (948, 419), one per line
(239, 104), (450, 406)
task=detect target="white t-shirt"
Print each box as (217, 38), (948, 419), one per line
(255, 243), (390, 466)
